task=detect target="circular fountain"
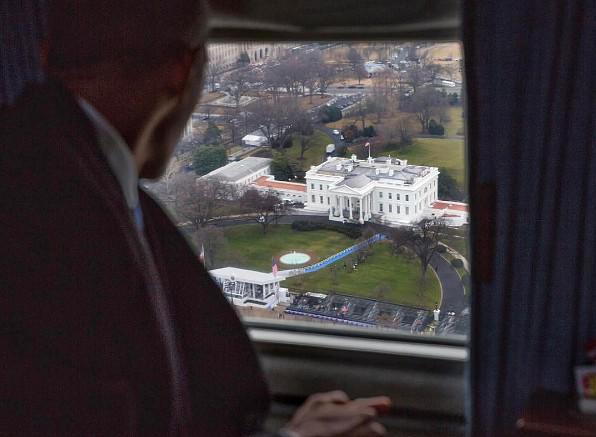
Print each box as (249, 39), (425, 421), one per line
(279, 251), (311, 265)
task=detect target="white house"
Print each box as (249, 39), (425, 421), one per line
(209, 267), (290, 307)
(305, 155), (439, 226)
(202, 157), (272, 187)
(250, 175), (307, 203)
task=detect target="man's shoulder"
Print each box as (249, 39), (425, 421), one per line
(1, 81), (132, 248)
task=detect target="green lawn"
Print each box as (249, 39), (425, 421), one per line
(220, 225), (440, 309)
(444, 106), (465, 137)
(441, 227), (470, 260)
(220, 224), (354, 271)
(396, 137), (466, 188)
(284, 129), (333, 171)
(285, 242), (440, 309)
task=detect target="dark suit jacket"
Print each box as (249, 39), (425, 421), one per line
(0, 81), (270, 436)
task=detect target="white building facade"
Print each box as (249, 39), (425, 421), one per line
(207, 43), (291, 72)
(251, 175), (307, 203)
(305, 155), (439, 226)
(202, 157), (272, 187)
(209, 267), (290, 307)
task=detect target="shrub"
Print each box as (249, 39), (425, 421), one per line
(428, 119), (445, 136)
(451, 258), (464, 269)
(320, 105), (343, 123)
(436, 244), (447, 254)
(291, 220), (362, 239)
(341, 124), (359, 143)
(361, 125), (376, 137)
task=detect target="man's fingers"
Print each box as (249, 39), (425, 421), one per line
(306, 390), (350, 406)
(352, 396), (392, 414)
(290, 390), (351, 424)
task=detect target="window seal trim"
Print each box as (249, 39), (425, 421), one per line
(248, 327), (468, 361)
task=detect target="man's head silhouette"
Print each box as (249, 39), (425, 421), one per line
(46, 0), (209, 178)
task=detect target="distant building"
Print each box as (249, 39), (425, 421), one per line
(202, 157), (272, 186)
(305, 155), (439, 226)
(209, 267), (290, 307)
(251, 175), (307, 203)
(207, 43), (291, 72)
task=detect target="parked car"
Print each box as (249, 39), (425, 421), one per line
(332, 129), (340, 135)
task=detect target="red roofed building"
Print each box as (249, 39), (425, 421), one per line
(425, 200), (469, 226)
(251, 175), (307, 203)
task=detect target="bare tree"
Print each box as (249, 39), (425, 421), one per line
(274, 57), (303, 96)
(411, 219), (446, 285)
(398, 117), (413, 146)
(250, 98), (301, 148)
(263, 66), (284, 103)
(192, 225), (226, 269)
(425, 63), (446, 84)
(227, 69), (251, 110)
(241, 189), (285, 234)
(250, 99), (279, 145)
(316, 63), (335, 97)
(173, 173), (234, 231)
(405, 64), (426, 93)
(390, 219), (446, 292)
(293, 112), (314, 160)
(347, 47), (363, 71)
(355, 100), (368, 131)
(206, 62), (221, 93)
(401, 87), (448, 133)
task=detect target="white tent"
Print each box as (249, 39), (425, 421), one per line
(242, 134), (268, 147)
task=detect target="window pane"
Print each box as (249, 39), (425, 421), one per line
(147, 41), (470, 339)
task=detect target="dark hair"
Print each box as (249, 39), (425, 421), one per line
(47, 0), (208, 70)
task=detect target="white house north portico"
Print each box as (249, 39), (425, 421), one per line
(305, 155), (439, 226)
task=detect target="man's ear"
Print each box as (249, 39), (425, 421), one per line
(163, 47), (202, 96)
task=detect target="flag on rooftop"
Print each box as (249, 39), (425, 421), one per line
(272, 257), (278, 278)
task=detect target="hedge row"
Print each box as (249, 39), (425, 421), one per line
(291, 220), (362, 239)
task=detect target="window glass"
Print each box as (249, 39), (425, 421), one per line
(148, 41), (470, 338)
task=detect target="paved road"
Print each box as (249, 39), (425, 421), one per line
(431, 253), (468, 315)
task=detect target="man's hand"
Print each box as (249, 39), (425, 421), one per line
(281, 390), (392, 437)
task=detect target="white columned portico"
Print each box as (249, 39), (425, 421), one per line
(359, 196), (364, 223)
(340, 196), (345, 219)
(349, 197), (353, 220)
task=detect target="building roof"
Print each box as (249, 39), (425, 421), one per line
(430, 201), (469, 212)
(203, 157), (272, 182)
(253, 176), (306, 192)
(339, 173), (372, 189)
(311, 157), (435, 187)
(209, 267), (279, 284)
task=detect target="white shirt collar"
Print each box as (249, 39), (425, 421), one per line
(77, 97), (139, 209)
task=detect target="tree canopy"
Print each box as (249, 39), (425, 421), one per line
(438, 168), (464, 201)
(270, 153), (295, 181)
(203, 121), (222, 145)
(192, 145), (227, 176)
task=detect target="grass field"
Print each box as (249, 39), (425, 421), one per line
(221, 225), (440, 309)
(285, 129), (333, 171)
(396, 137), (466, 188)
(444, 106), (465, 137)
(285, 242), (440, 309)
(220, 224), (354, 271)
